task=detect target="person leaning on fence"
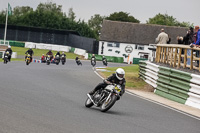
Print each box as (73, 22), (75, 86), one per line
(155, 28), (169, 44)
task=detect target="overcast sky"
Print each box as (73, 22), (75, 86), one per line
(0, 0), (199, 26)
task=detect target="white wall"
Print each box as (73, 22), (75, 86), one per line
(98, 41), (153, 63)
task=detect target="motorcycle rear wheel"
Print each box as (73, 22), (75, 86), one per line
(100, 94), (117, 112)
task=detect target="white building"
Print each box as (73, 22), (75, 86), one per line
(99, 20), (187, 63)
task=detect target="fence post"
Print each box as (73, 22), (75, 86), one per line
(173, 48), (177, 67)
(170, 47), (173, 66)
(190, 49), (193, 69)
(178, 48), (182, 68)
(184, 49), (187, 68)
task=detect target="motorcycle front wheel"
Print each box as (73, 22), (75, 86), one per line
(85, 97), (94, 108)
(100, 94), (117, 112)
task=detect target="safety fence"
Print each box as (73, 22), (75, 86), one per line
(139, 60), (200, 109)
(156, 44), (200, 71)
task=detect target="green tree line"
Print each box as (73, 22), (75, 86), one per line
(0, 2), (193, 40)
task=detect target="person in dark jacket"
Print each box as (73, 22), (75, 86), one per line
(5, 45), (12, 61)
(183, 27), (194, 45)
(46, 50), (53, 60)
(88, 68), (126, 99)
(25, 48), (34, 62)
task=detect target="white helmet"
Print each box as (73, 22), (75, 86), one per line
(8, 45), (11, 48)
(116, 68), (125, 80)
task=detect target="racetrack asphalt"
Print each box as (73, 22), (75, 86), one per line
(0, 60), (199, 133)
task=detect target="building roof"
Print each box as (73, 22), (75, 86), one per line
(99, 20), (188, 44)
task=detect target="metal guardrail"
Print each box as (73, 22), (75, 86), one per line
(156, 44), (200, 71)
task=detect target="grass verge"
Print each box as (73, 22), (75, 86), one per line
(98, 65), (153, 91)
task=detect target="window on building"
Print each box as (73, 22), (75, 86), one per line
(138, 45), (144, 50)
(107, 42), (120, 48)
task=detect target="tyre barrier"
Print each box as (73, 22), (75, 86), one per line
(33, 59), (41, 63)
(88, 53), (124, 63)
(139, 60), (200, 109)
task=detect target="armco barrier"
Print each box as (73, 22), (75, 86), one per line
(139, 60), (200, 109)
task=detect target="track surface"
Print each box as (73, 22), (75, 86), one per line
(0, 60), (199, 133)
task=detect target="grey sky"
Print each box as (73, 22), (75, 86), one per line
(0, 0), (199, 26)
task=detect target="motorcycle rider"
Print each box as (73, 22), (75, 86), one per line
(25, 48), (34, 62)
(91, 54), (96, 66)
(5, 45), (12, 61)
(88, 68), (126, 99)
(41, 54), (46, 63)
(55, 51), (61, 63)
(46, 50), (53, 60)
(75, 56), (82, 66)
(61, 52), (66, 62)
(102, 56), (107, 65)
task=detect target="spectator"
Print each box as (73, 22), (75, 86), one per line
(193, 26), (199, 43)
(167, 34), (171, 44)
(183, 27), (194, 45)
(195, 27), (200, 67)
(177, 36), (184, 44)
(155, 28), (169, 44)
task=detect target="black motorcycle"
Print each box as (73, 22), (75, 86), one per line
(85, 84), (121, 112)
(91, 58), (96, 67)
(3, 52), (9, 64)
(55, 55), (60, 65)
(61, 55), (66, 65)
(103, 59), (108, 66)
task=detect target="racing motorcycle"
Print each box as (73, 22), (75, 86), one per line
(85, 84), (121, 112)
(46, 55), (51, 65)
(55, 55), (60, 65)
(61, 55), (66, 65)
(91, 58), (96, 67)
(25, 54), (31, 65)
(3, 51), (9, 64)
(103, 59), (108, 66)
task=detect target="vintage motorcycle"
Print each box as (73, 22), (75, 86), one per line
(25, 54), (31, 65)
(46, 55), (51, 65)
(61, 55), (66, 65)
(55, 55), (60, 65)
(91, 58), (96, 67)
(103, 59), (108, 66)
(3, 52), (10, 64)
(85, 84), (121, 112)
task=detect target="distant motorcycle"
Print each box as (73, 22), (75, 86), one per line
(46, 55), (51, 65)
(3, 52), (10, 64)
(25, 54), (31, 65)
(103, 59), (107, 66)
(85, 84), (121, 112)
(55, 55), (60, 65)
(61, 55), (66, 65)
(91, 58), (96, 67)
(76, 59), (82, 66)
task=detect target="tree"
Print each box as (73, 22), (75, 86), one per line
(106, 11), (140, 23)
(88, 14), (105, 39)
(147, 13), (193, 27)
(13, 6), (33, 16)
(68, 7), (76, 21)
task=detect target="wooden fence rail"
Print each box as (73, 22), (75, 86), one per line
(156, 44), (200, 71)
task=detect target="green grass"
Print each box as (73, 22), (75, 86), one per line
(98, 65), (146, 90)
(12, 46), (81, 59)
